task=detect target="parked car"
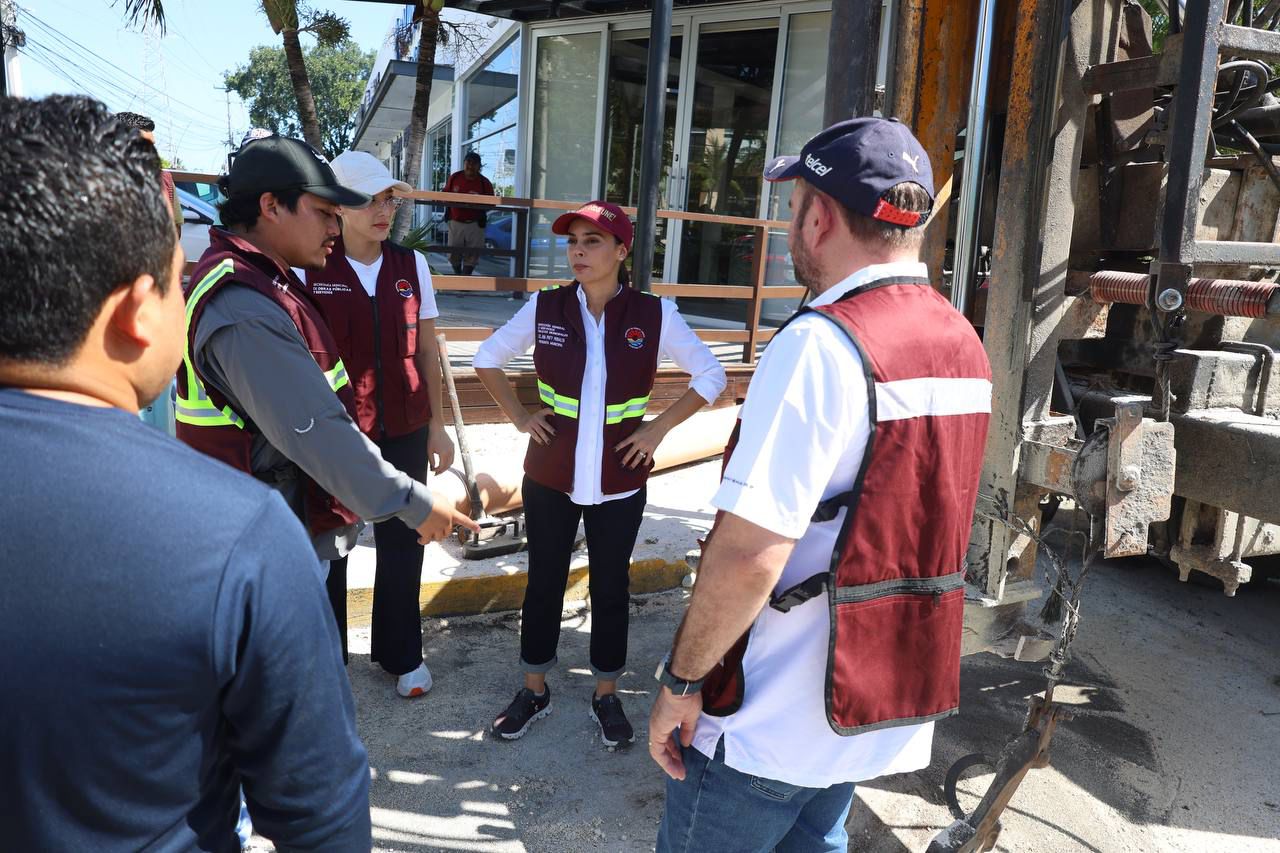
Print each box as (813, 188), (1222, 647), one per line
(174, 178), (223, 208)
(485, 211), (514, 249)
(177, 187), (218, 265)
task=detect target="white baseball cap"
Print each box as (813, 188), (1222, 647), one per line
(330, 150), (412, 197)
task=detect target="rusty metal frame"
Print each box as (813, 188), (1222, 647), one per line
(966, 0), (1080, 600)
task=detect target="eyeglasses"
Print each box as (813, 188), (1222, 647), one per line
(370, 196), (405, 210)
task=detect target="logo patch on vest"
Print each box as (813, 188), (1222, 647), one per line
(624, 327), (646, 349)
(395, 279), (414, 298)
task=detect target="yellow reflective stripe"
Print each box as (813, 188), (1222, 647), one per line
(174, 401), (245, 428)
(535, 379), (579, 418)
(604, 394), (650, 424)
(324, 360), (350, 392)
(176, 259), (246, 430)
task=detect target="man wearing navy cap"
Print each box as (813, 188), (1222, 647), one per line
(649, 118), (993, 851)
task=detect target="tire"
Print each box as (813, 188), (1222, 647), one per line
(944, 752), (996, 821)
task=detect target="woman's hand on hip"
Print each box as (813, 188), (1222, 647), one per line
(427, 422), (456, 474)
(615, 419), (666, 469)
(517, 407), (556, 445)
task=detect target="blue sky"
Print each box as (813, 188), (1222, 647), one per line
(15, 0), (404, 171)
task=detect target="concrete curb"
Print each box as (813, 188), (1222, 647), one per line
(345, 557), (691, 625)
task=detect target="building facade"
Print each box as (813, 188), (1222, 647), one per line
(353, 1), (892, 294)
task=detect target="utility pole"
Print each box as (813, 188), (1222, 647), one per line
(1, 0), (25, 98)
(220, 87), (235, 152)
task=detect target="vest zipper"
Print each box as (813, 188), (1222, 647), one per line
(371, 291), (387, 439)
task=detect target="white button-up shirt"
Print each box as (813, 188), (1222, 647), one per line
(694, 261), (937, 788)
(473, 286), (726, 505)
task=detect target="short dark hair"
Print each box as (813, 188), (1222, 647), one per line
(838, 181), (932, 249)
(464, 151), (481, 163)
(115, 111), (156, 132)
(216, 186), (304, 231)
(0, 95), (175, 365)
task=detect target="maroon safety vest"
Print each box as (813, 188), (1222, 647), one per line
(524, 282), (663, 496)
(176, 228), (361, 536)
(303, 237), (432, 439)
(702, 276), (991, 736)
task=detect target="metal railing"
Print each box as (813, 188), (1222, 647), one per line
(170, 171), (802, 365)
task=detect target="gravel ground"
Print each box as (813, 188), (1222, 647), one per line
(251, 464), (1280, 852)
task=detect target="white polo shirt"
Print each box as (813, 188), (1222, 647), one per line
(692, 261), (936, 788)
(473, 287), (726, 505)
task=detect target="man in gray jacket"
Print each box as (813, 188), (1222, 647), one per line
(177, 135), (477, 659)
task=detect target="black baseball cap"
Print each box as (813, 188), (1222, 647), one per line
(764, 117), (934, 227)
(223, 135), (371, 207)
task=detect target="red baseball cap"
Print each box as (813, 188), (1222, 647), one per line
(552, 200), (634, 251)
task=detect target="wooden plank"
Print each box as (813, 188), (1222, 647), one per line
(656, 209), (790, 230)
(436, 327), (495, 342)
(651, 284), (756, 298)
(168, 169), (219, 183)
(433, 275), (542, 292)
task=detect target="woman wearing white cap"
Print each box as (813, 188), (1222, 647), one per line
(296, 150), (455, 699)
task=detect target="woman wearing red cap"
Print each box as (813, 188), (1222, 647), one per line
(474, 200), (726, 748)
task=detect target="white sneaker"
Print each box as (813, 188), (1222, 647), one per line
(396, 663), (433, 698)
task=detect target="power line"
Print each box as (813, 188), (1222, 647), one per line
(17, 7), (227, 125)
(19, 33), (227, 140)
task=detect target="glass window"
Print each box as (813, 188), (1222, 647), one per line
(675, 22), (779, 291)
(428, 121), (451, 191)
(530, 32), (601, 203)
(758, 10), (831, 311)
(769, 11), (831, 223)
(466, 37), (520, 142)
(462, 35), (520, 197)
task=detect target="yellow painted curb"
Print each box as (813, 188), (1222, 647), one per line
(345, 557), (690, 626)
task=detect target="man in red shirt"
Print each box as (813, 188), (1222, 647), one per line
(443, 151), (493, 275)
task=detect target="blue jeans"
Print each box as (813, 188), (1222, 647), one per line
(657, 738), (856, 853)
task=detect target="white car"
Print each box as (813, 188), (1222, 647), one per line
(177, 186), (217, 264)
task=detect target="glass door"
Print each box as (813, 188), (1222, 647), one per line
(603, 27), (683, 282)
(668, 19), (780, 300)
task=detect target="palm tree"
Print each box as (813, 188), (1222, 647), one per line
(116, 0), (165, 32)
(115, 0), (345, 157)
(391, 5), (443, 242)
(261, 1), (348, 155)
(391, 5), (486, 241)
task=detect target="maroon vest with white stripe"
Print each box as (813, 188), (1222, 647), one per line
(702, 276), (991, 736)
(525, 282), (663, 496)
(304, 238), (432, 439)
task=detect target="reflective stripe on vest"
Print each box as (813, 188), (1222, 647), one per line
(604, 393), (649, 424)
(176, 258), (351, 428)
(536, 379), (580, 418)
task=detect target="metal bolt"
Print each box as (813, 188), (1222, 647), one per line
(1117, 464), (1141, 492)
(1156, 288), (1184, 312)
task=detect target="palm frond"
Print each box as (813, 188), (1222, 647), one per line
(115, 0), (165, 33)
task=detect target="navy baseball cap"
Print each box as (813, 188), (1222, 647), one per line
(764, 117), (934, 227)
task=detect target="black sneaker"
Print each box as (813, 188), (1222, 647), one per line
(590, 693), (635, 748)
(491, 686), (552, 740)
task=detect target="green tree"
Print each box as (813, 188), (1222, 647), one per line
(225, 39), (375, 159)
(259, 1), (349, 154)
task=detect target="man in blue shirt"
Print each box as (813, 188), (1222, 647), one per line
(0, 95), (372, 851)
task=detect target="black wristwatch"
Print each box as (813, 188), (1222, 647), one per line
(655, 652), (705, 696)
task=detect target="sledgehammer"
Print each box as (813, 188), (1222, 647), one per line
(436, 333), (527, 559)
